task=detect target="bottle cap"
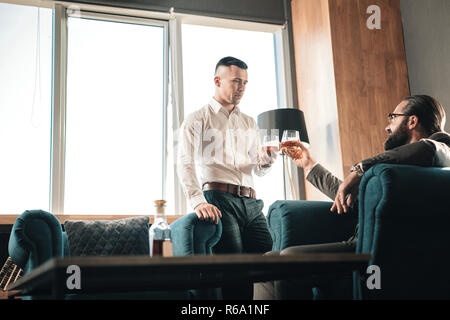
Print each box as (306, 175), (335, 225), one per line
(154, 200), (166, 214)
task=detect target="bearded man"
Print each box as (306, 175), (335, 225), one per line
(254, 95), (450, 300)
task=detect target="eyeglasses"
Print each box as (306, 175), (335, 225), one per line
(387, 113), (411, 121)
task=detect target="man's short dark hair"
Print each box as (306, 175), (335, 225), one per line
(403, 95), (446, 135)
(215, 56), (248, 74)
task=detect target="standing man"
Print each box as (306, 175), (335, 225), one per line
(177, 56), (276, 300)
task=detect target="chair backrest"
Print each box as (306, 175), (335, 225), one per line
(8, 210), (64, 273)
(355, 164), (450, 299)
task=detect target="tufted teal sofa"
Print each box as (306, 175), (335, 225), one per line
(8, 210), (222, 299)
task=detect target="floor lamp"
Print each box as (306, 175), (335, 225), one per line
(257, 108), (310, 200)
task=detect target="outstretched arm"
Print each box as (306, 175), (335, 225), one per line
(284, 141), (342, 200)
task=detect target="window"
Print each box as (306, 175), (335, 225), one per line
(64, 14), (167, 214)
(0, 3), (291, 217)
(0, 4), (53, 214)
(181, 24), (285, 215)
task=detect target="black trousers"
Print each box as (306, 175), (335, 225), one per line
(204, 190), (273, 300)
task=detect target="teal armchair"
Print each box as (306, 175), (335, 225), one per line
(355, 164), (450, 299)
(267, 164), (450, 299)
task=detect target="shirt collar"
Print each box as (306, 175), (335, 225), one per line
(209, 98), (223, 114)
(209, 98), (240, 115)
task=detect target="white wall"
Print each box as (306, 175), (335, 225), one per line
(400, 0), (450, 132)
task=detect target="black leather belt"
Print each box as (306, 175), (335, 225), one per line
(203, 182), (256, 199)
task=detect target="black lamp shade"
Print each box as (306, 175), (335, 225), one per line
(257, 108), (309, 144)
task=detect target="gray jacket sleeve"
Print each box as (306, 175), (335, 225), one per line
(361, 131), (450, 172)
(305, 132), (450, 201)
(360, 140), (436, 172)
(306, 164), (342, 200)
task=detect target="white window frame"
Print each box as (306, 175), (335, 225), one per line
(168, 17), (186, 214)
(275, 25), (302, 201)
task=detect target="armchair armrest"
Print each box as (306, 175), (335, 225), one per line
(170, 213), (222, 256)
(8, 210), (64, 273)
(267, 200), (358, 251)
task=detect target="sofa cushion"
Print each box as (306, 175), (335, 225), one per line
(64, 216), (149, 256)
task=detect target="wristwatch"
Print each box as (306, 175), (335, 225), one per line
(350, 162), (364, 177)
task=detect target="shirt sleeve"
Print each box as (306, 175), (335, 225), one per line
(252, 120), (272, 177)
(420, 139), (450, 166)
(176, 115), (207, 210)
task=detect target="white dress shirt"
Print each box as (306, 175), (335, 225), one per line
(421, 138), (450, 166)
(177, 98), (271, 210)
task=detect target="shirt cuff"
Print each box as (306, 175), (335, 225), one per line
(189, 194), (208, 211)
(254, 162), (272, 176)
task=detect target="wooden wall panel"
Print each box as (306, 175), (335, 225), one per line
(329, 0), (410, 173)
(291, 0), (410, 200)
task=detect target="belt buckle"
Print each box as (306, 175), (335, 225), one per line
(236, 185), (242, 197)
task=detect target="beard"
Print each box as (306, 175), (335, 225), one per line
(384, 119), (410, 150)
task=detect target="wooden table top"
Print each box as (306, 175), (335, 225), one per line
(8, 253), (371, 298)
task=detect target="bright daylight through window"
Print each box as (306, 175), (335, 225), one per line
(0, 3), (52, 214)
(64, 16), (165, 214)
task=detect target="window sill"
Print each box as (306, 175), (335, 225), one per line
(0, 214), (184, 225)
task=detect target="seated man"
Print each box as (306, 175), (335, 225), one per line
(254, 94), (450, 299)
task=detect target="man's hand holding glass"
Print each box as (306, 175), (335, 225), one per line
(280, 130), (316, 173)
